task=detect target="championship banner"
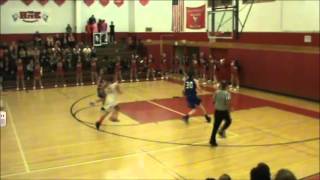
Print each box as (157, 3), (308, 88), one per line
(37, 0), (48, 6)
(0, 0), (8, 6)
(22, 0), (33, 6)
(186, 5), (205, 29)
(99, 0), (109, 6)
(114, 0), (123, 7)
(139, 0), (149, 6)
(54, 0), (65, 6)
(84, 0), (95, 7)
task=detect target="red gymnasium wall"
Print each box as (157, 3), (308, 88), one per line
(1, 32), (319, 100)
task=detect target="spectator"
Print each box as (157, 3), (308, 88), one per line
(66, 24), (72, 34)
(33, 31), (42, 46)
(67, 33), (76, 48)
(274, 169), (297, 180)
(218, 174), (231, 180)
(88, 15), (96, 25)
(109, 21), (115, 43)
(100, 20), (108, 33)
(46, 35), (54, 48)
(250, 162), (271, 180)
(26, 58), (34, 80)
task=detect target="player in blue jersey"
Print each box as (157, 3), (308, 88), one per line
(182, 70), (211, 124)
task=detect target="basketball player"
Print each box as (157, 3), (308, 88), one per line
(91, 69), (107, 106)
(146, 54), (156, 80)
(95, 81), (122, 130)
(16, 58), (26, 91)
(182, 70), (211, 124)
(33, 60), (44, 90)
(209, 81), (232, 147)
(230, 59), (240, 90)
(114, 56), (124, 82)
(130, 53), (139, 82)
(90, 57), (98, 85)
(75, 56), (83, 86)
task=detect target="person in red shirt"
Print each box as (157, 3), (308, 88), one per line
(191, 54), (199, 79)
(75, 56), (83, 86)
(199, 52), (207, 84)
(33, 60), (44, 90)
(146, 54), (156, 81)
(207, 54), (218, 84)
(130, 53), (139, 82)
(114, 56), (124, 82)
(16, 58), (26, 91)
(55, 55), (66, 88)
(91, 57), (98, 85)
(230, 59), (240, 90)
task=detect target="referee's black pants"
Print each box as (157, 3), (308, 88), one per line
(210, 110), (232, 144)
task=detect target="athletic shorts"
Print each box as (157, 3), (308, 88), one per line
(97, 89), (106, 99)
(186, 95), (201, 109)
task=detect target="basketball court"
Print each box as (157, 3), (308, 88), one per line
(1, 80), (319, 179)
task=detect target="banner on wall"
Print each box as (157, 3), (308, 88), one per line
(99, 0), (109, 6)
(139, 0), (149, 6)
(186, 5), (205, 29)
(54, 0), (65, 6)
(37, 0), (48, 6)
(0, 0), (8, 6)
(12, 11), (49, 23)
(22, 0), (33, 6)
(114, 0), (123, 7)
(84, 0), (95, 6)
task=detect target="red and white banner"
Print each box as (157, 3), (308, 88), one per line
(37, 0), (48, 6)
(186, 5), (205, 29)
(139, 0), (149, 6)
(84, 0), (95, 6)
(114, 0), (123, 7)
(54, 0), (65, 6)
(0, 0), (8, 6)
(22, 0), (33, 6)
(99, 0), (109, 6)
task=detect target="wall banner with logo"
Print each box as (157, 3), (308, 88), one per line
(186, 5), (205, 29)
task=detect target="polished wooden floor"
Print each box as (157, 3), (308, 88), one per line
(1, 80), (319, 179)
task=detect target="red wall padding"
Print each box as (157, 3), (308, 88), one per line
(228, 49), (319, 100)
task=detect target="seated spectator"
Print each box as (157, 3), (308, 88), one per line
(250, 162), (271, 180)
(46, 35), (54, 48)
(66, 24), (72, 34)
(33, 31), (42, 46)
(274, 169), (297, 180)
(219, 174), (231, 180)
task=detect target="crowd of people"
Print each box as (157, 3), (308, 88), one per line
(206, 162), (298, 180)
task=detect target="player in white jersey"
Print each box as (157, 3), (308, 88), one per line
(95, 81), (122, 130)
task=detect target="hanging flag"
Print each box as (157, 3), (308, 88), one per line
(0, 0), (8, 5)
(186, 5), (205, 29)
(37, 0), (48, 6)
(139, 0), (149, 6)
(99, 0), (109, 6)
(114, 0), (123, 7)
(54, 0), (65, 6)
(172, 0), (184, 32)
(22, 0), (33, 6)
(84, 0), (94, 6)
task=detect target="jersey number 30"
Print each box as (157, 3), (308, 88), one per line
(185, 82), (194, 89)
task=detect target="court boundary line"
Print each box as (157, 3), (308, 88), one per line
(5, 102), (30, 173)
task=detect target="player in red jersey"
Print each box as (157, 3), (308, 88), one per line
(91, 57), (98, 85)
(130, 53), (139, 82)
(33, 60), (44, 90)
(146, 54), (156, 81)
(54, 54), (66, 88)
(114, 56), (124, 82)
(16, 58), (26, 91)
(75, 56), (83, 86)
(160, 53), (169, 80)
(230, 59), (240, 90)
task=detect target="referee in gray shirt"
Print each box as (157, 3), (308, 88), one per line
(210, 81), (232, 147)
